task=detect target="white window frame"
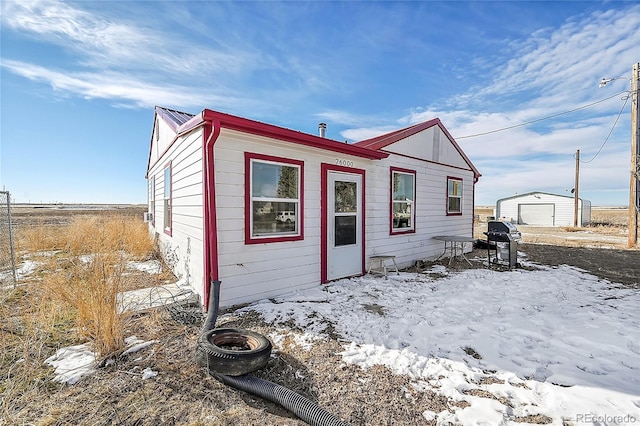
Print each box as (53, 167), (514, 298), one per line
(391, 168), (416, 234)
(447, 176), (463, 215)
(245, 153), (304, 244)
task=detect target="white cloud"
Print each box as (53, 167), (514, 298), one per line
(0, 59), (254, 110)
(340, 5), (639, 205)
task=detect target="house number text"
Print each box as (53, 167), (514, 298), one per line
(335, 158), (354, 167)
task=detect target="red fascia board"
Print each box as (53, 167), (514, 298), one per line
(354, 118), (441, 150)
(188, 109), (388, 160)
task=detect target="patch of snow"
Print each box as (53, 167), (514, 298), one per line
(141, 368), (158, 380)
(423, 265), (448, 275)
(269, 329), (321, 352)
(122, 339), (157, 356)
(127, 260), (162, 274)
(45, 344), (96, 384)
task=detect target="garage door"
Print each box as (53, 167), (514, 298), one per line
(518, 204), (554, 226)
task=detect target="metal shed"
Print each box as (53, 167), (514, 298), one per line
(496, 192), (591, 227)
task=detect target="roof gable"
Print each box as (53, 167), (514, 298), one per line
(355, 118), (480, 179)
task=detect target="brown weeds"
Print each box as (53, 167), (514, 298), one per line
(11, 215), (157, 358)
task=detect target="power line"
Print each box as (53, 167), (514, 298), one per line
(579, 93), (630, 164)
(455, 90), (627, 139)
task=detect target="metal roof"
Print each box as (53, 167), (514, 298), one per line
(155, 106), (195, 132)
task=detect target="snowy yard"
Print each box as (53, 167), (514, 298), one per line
(40, 255), (640, 425)
(242, 260), (639, 425)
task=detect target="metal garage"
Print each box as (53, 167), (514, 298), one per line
(496, 192), (591, 227)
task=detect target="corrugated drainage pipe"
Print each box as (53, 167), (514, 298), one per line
(199, 280), (349, 426)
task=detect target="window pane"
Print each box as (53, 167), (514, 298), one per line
(164, 199), (171, 228)
(252, 162), (298, 199)
(448, 179), (461, 196)
(392, 202), (412, 228)
(252, 201), (298, 235)
(335, 216), (356, 246)
(393, 173), (414, 201)
(335, 181), (357, 213)
(449, 197), (461, 213)
(164, 167), (171, 198)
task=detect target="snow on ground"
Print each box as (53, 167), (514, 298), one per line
(126, 259), (163, 274)
(45, 336), (157, 384)
(39, 258), (639, 425)
(244, 263), (640, 425)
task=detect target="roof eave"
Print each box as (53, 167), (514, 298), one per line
(201, 109), (388, 160)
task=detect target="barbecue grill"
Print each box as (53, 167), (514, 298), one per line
(484, 220), (522, 269)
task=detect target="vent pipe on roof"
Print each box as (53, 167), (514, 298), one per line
(318, 123), (327, 138)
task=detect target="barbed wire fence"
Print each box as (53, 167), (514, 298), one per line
(1, 191), (17, 287)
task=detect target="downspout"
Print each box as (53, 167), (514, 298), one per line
(203, 118), (222, 310)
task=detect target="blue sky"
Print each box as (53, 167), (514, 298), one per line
(1, 1), (638, 206)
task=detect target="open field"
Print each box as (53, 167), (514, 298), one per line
(10, 204), (147, 228)
(1, 205), (638, 425)
(474, 205), (632, 250)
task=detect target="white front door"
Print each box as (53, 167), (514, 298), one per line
(327, 171), (363, 280)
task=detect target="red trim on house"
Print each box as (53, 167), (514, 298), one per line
(381, 151), (475, 174)
(472, 180), (476, 237)
(446, 176), (463, 216)
(148, 107), (389, 177)
(390, 166), (417, 235)
(202, 120), (221, 310)
(320, 163), (366, 284)
(244, 152), (305, 244)
(354, 118), (481, 181)
(200, 109), (388, 160)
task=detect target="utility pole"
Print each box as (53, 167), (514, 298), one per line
(629, 62), (639, 248)
(574, 149), (580, 227)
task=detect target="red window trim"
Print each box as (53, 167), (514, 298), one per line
(163, 162), (173, 235)
(244, 152), (304, 244)
(390, 167), (416, 235)
(446, 176), (463, 216)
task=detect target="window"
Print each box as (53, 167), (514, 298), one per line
(246, 153), (303, 243)
(163, 164), (172, 234)
(150, 175), (156, 226)
(391, 168), (416, 233)
(447, 177), (462, 215)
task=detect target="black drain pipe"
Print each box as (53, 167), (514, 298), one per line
(201, 280), (349, 426)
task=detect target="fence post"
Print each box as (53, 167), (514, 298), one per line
(0, 191), (17, 287)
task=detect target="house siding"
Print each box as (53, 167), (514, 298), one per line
(365, 153), (475, 268)
(213, 130), (329, 306)
(148, 128), (205, 300)
(146, 108), (480, 309)
(213, 128), (476, 307)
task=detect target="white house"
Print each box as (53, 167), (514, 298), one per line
(146, 106), (481, 308)
(496, 192), (591, 227)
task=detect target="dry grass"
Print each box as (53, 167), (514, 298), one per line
(17, 214), (155, 259)
(2, 214), (164, 421)
(45, 252), (130, 357)
(10, 215), (158, 357)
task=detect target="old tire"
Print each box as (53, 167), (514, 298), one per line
(196, 328), (272, 376)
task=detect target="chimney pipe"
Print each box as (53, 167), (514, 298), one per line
(318, 123), (327, 138)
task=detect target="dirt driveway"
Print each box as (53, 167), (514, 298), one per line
(471, 221), (639, 288)
(518, 243), (638, 287)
